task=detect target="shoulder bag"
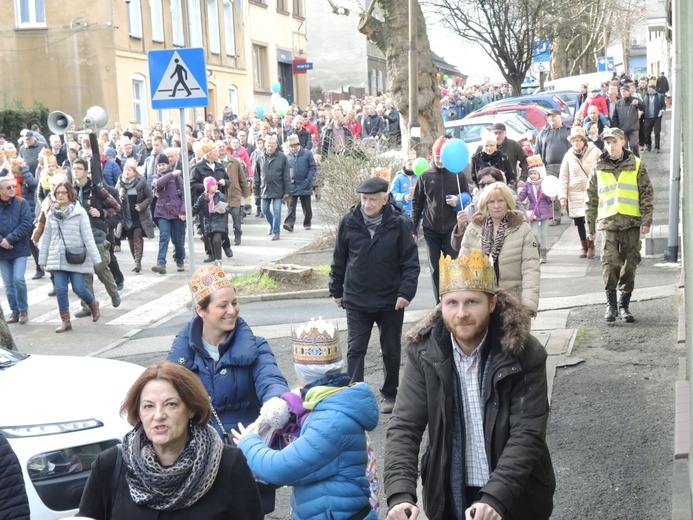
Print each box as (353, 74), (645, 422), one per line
(58, 224), (87, 264)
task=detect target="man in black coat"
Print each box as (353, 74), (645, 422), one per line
(385, 251), (555, 520)
(329, 177), (419, 414)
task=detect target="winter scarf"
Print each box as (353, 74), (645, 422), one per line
(121, 423), (224, 511)
(360, 209), (383, 237)
(50, 201), (76, 220)
(481, 213), (509, 284)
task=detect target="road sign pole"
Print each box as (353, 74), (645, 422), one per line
(178, 108), (197, 283)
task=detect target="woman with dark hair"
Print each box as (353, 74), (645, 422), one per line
(37, 179), (102, 333)
(167, 265), (289, 514)
(470, 131), (516, 186)
(77, 361), (263, 519)
(116, 159), (155, 273)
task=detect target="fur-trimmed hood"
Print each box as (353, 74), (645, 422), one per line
(470, 209), (525, 229)
(405, 289), (531, 357)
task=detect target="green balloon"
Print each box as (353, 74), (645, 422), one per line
(413, 157), (430, 176)
(443, 75), (449, 82)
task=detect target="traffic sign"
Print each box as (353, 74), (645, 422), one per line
(532, 40), (550, 63)
(148, 48), (208, 109)
(597, 56), (615, 72)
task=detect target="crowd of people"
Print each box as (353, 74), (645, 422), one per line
(0, 68), (660, 519)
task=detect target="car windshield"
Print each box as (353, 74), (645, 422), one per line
(0, 347), (28, 368)
(447, 123), (491, 142)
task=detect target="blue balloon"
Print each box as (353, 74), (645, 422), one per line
(255, 105), (265, 118)
(271, 81), (281, 94)
(440, 138), (470, 174)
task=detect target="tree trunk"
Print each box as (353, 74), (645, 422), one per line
(358, 0), (443, 155)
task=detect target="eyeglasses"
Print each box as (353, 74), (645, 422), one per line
(478, 182), (493, 188)
(54, 190), (68, 195)
(3, 185), (16, 189)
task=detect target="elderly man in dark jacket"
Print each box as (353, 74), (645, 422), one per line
(0, 175), (33, 325)
(612, 85), (644, 157)
(253, 135), (291, 241)
(385, 250), (555, 520)
(0, 433), (30, 519)
(283, 134), (317, 232)
(329, 177), (419, 414)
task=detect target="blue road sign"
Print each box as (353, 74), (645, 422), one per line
(148, 48), (208, 109)
(532, 40), (550, 63)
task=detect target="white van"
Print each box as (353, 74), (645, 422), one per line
(534, 72), (613, 93)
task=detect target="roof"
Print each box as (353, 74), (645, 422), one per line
(431, 51), (464, 77)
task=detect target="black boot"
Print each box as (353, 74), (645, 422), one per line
(619, 292), (635, 323)
(604, 290), (618, 322)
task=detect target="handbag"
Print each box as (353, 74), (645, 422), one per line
(58, 224), (87, 265)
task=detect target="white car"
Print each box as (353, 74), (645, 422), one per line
(444, 113), (537, 156)
(0, 346), (144, 519)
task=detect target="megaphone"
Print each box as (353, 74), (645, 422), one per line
(83, 106), (108, 130)
(47, 111), (74, 135)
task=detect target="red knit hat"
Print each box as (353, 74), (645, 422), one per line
(432, 136), (447, 156)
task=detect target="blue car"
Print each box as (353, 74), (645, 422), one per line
(480, 93), (573, 126)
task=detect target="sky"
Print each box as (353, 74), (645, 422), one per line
(426, 20), (503, 85)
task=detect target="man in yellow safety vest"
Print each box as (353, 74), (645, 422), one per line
(585, 127), (654, 323)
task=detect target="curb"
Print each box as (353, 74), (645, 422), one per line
(238, 288), (330, 303)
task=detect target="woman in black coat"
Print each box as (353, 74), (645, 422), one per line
(471, 132), (516, 187)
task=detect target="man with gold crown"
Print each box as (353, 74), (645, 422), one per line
(384, 249), (555, 520)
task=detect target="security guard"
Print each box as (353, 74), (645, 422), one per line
(585, 127), (654, 322)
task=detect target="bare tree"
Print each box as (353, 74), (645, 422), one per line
(422, 0), (545, 94)
(354, 0), (444, 153)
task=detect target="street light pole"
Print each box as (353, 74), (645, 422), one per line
(408, 0), (419, 154)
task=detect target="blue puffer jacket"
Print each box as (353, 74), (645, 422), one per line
(0, 196), (33, 260)
(239, 382), (379, 520)
(168, 316), (289, 431)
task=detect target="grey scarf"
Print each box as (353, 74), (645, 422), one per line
(360, 209), (383, 237)
(121, 423), (224, 511)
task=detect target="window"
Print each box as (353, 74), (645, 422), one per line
(228, 85), (239, 115)
(128, 0), (143, 38)
(292, 0), (303, 17)
(223, 0), (236, 57)
(132, 75), (148, 128)
(187, 0), (202, 47)
(150, 0), (164, 42)
(171, 0), (184, 46)
(15, 0), (45, 28)
(277, 0), (287, 11)
(252, 44), (268, 91)
(207, 0), (221, 54)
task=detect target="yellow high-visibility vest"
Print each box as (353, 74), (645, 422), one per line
(596, 157), (641, 219)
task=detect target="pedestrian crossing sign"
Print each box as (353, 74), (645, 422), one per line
(148, 48), (208, 109)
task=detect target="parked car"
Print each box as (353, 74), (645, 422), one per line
(482, 93), (573, 126)
(466, 104), (549, 132)
(444, 113), (537, 156)
(0, 345), (144, 519)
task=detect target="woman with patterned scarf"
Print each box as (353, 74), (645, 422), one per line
(460, 182), (541, 315)
(78, 361), (263, 519)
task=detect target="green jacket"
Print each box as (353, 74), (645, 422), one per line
(585, 148), (654, 233)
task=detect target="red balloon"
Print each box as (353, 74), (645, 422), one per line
(455, 76), (461, 83)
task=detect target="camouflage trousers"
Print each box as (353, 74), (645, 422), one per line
(600, 227), (642, 293)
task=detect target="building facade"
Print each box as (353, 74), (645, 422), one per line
(0, 0), (307, 129)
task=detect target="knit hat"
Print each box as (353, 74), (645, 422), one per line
(526, 154), (546, 177)
(156, 154), (170, 165)
(432, 136), (447, 156)
(204, 176), (217, 191)
(291, 318), (343, 384)
(188, 265), (232, 305)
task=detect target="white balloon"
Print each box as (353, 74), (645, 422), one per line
(541, 175), (561, 198)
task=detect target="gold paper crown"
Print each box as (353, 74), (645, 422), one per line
(439, 249), (496, 295)
(291, 322), (341, 366)
(526, 154), (544, 168)
(188, 265), (232, 304)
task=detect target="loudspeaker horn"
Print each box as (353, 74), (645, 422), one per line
(47, 111), (74, 135)
(83, 106), (108, 130)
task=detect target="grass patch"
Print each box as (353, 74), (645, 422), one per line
(573, 327), (587, 349)
(313, 265), (331, 275)
(231, 272), (278, 293)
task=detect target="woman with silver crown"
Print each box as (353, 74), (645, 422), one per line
(459, 182), (540, 315)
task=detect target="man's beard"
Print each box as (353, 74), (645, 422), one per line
(443, 312), (491, 348)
